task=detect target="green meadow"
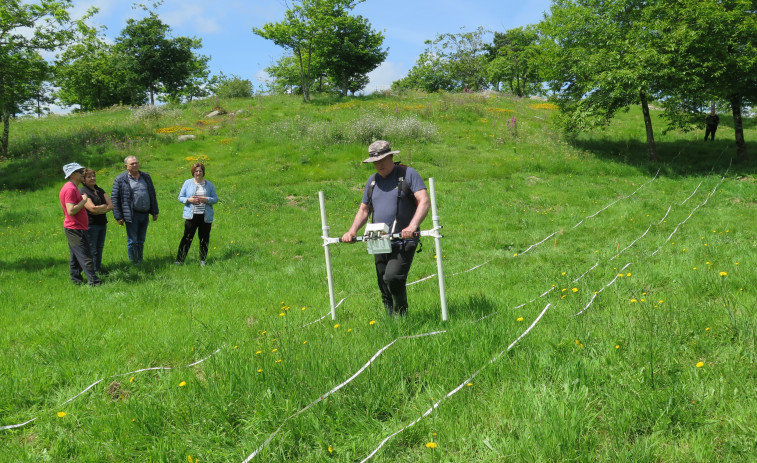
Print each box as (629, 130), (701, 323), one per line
(1, 92), (755, 462)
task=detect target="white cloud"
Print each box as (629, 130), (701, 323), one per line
(364, 61), (406, 93)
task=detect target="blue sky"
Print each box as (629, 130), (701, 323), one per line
(68, 0), (553, 93)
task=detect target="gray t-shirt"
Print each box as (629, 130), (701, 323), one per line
(129, 175), (151, 212)
(361, 165), (426, 233)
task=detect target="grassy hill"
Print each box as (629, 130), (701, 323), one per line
(0, 92), (755, 462)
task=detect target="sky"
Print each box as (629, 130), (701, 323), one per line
(66, 0), (553, 94)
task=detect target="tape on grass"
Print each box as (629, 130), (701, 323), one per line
(359, 303), (552, 462)
(241, 330), (447, 462)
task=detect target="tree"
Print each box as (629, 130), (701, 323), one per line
(253, 0), (361, 102)
(209, 73), (253, 99)
(540, 0), (666, 161)
(486, 27), (544, 97)
(650, 0), (756, 161)
(114, 12), (209, 105)
(319, 14), (386, 96)
(55, 30), (145, 110)
(0, 0), (89, 157)
(264, 54), (308, 95)
(393, 27), (490, 93)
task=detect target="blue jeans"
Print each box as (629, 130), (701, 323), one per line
(86, 224), (107, 273)
(125, 212), (149, 264)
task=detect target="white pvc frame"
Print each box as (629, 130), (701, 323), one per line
(319, 177), (448, 321)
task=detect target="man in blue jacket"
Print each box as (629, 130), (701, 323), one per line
(111, 156), (159, 265)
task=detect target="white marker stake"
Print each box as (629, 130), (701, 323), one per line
(318, 191), (337, 320)
(429, 178), (448, 321)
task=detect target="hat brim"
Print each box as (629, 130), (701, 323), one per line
(362, 150), (399, 163)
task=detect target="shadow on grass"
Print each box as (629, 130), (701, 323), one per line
(1, 126), (160, 193)
(571, 137), (755, 177)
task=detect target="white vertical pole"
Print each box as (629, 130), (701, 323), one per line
(428, 178), (448, 321)
(318, 191), (337, 320)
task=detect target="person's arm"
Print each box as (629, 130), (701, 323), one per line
(401, 189), (430, 239)
(66, 193), (89, 216)
(178, 180), (192, 204)
(111, 177), (124, 224)
(342, 202), (370, 243)
(203, 182), (218, 205)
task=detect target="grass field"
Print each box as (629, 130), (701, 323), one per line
(1, 92), (756, 462)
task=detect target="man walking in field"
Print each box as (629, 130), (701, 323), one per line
(342, 140), (430, 316)
(111, 156), (159, 265)
(704, 109), (720, 141)
(60, 162), (101, 286)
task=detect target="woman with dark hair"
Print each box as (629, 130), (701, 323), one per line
(175, 163), (218, 266)
(80, 168), (113, 273)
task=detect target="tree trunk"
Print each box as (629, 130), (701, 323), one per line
(730, 95), (749, 162)
(1, 111), (9, 159)
(640, 91), (658, 162)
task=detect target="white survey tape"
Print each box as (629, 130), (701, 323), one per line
(359, 303), (552, 462)
(1, 348), (222, 432)
(572, 262), (632, 317)
(241, 330), (447, 462)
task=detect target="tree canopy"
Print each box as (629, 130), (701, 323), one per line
(0, 0), (91, 157)
(254, 0), (386, 100)
(114, 12), (209, 105)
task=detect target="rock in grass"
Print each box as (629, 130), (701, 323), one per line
(178, 134), (197, 142)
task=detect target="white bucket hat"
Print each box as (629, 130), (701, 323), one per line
(62, 162), (85, 179)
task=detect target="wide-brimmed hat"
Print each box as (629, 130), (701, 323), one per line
(63, 162), (85, 179)
(363, 140), (400, 163)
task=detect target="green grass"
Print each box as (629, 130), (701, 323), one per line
(1, 92), (756, 462)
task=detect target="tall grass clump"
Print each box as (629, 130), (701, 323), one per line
(268, 113), (438, 147)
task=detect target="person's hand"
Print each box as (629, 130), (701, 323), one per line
(400, 227), (415, 239)
(341, 232), (356, 243)
(117, 219), (124, 226)
(152, 214), (158, 222)
(81, 193), (88, 201)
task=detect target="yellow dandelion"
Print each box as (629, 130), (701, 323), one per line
(255, 350), (262, 355)
(257, 369), (262, 373)
(579, 343), (584, 348)
(328, 446), (333, 453)
(369, 320), (376, 325)
(561, 272), (566, 275)
(279, 312), (285, 317)
(301, 307), (306, 311)
(719, 271), (727, 276)
(303, 340), (308, 344)
(516, 317), (524, 322)
(57, 411), (66, 418)
(271, 348), (278, 353)
(234, 345), (238, 349)
(188, 456), (194, 463)
(696, 361), (704, 368)
(129, 377), (135, 383)
(179, 381), (187, 387)
(467, 382), (473, 387)
(276, 359), (282, 363)
(630, 299), (638, 303)
(426, 442), (438, 449)
(615, 345), (620, 349)
(261, 331), (267, 335)
(334, 324), (340, 329)
(705, 327), (710, 331)
(626, 272), (631, 277)
(347, 328), (352, 332)
(572, 287), (578, 293)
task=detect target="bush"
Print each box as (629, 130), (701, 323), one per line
(269, 113), (439, 146)
(130, 105), (180, 122)
(211, 74), (253, 99)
